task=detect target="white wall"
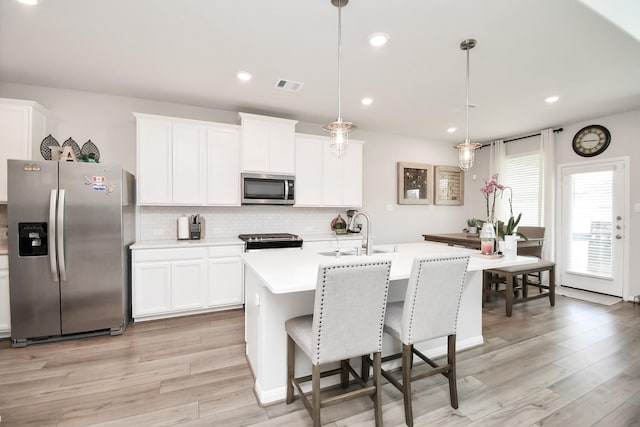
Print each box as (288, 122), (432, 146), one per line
(1, 81), (470, 244)
(356, 129), (472, 244)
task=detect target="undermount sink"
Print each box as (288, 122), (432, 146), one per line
(317, 249), (389, 257)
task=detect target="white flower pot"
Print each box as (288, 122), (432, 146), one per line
(503, 234), (518, 260)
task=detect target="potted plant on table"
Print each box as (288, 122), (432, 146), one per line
(466, 218), (478, 235)
(496, 187), (527, 258)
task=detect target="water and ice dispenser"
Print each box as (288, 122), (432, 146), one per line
(18, 222), (48, 257)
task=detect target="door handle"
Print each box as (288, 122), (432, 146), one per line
(57, 189), (67, 282)
(616, 234), (622, 239)
(49, 189), (58, 282)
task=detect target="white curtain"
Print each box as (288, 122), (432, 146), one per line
(540, 128), (555, 261)
(489, 140), (506, 220)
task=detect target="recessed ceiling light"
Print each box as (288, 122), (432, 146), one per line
(361, 97), (373, 105)
(16, 0), (40, 5)
(368, 32), (390, 47)
(237, 71), (252, 81)
(447, 127), (457, 133)
(545, 95), (559, 103)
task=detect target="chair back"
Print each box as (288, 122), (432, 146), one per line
(401, 256), (469, 345)
(518, 226), (545, 258)
(311, 260), (392, 365)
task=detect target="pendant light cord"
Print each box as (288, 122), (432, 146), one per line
(337, 2), (343, 123)
(465, 46), (470, 144)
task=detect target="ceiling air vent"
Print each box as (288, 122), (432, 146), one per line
(274, 79), (304, 93)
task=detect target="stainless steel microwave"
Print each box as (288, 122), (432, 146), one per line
(241, 173), (295, 205)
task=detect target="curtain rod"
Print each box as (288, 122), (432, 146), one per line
(478, 127), (563, 149)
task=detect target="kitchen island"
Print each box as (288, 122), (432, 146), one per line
(242, 242), (537, 405)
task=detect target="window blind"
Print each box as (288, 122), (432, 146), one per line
(567, 170), (613, 278)
(504, 153), (542, 226)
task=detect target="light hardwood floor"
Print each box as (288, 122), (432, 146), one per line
(1, 294), (640, 426)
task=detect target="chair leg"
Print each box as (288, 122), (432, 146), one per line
(361, 354), (370, 383)
(505, 273), (514, 317)
(340, 359), (349, 388)
(312, 364), (321, 427)
(372, 352), (383, 427)
(447, 334), (459, 409)
(402, 344), (414, 427)
(549, 267), (556, 307)
(286, 335), (295, 404)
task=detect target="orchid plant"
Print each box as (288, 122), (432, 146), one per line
(479, 174), (527, 241)
(479, 174), (504, 221)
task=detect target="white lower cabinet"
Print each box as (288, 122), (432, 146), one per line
(208, 257), (243, 307)
(132, 244), (243, 321)
(170, 259), (207, 311)
(134, 262), (172, 316)
(0, 255), (10, 337)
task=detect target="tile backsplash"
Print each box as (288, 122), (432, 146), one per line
(138, 205), (352, 241)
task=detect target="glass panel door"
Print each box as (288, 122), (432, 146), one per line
(560, 160), (625, 296)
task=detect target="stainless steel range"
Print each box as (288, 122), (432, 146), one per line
(238, 233), (303, 251)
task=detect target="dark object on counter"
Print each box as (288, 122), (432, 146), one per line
(190, 214), (202, 240)
(238, 233), (303, 251)
(330, 214), (347, 234)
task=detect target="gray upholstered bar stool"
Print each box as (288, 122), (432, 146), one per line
(380, 256), (470, 427)
(285, 260), (393, 427)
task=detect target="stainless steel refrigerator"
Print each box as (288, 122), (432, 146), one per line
(7, 159), (135, 347)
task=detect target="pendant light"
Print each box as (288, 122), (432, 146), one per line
(323, 0), (356, 158)
(454, 39), (481, 170)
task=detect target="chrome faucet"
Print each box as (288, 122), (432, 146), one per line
(350, 211), (372, 256)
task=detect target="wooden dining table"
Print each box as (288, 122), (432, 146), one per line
(422, 232), (544, 256)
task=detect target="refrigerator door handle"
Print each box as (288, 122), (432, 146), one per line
(49, 189), (59, 282)
(57, 189), (67, 282)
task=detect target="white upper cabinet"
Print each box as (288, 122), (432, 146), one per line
(295, 133), (364, 208)
(294, 134), (324, 207)
(239, 113), (297, 175)
(135, 113), (183, 205)
(135, 113), (241, 206)
(171, 123), (206, 205)
(206, 124), (241, 205)
(0, 98), (47, 202)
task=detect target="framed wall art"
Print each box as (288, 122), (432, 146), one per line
(397, 162), (433, 204)
(434, 165), (464, 205)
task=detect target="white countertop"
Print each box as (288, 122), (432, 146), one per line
(241, 242), (539, 294)
(131, 238), (244, 250)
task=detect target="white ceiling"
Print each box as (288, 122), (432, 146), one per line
(2, 0), (640, 143)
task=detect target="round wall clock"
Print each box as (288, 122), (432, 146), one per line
(572, 125), (611, 157)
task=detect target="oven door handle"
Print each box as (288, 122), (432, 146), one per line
(284, 180), (289, 201)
